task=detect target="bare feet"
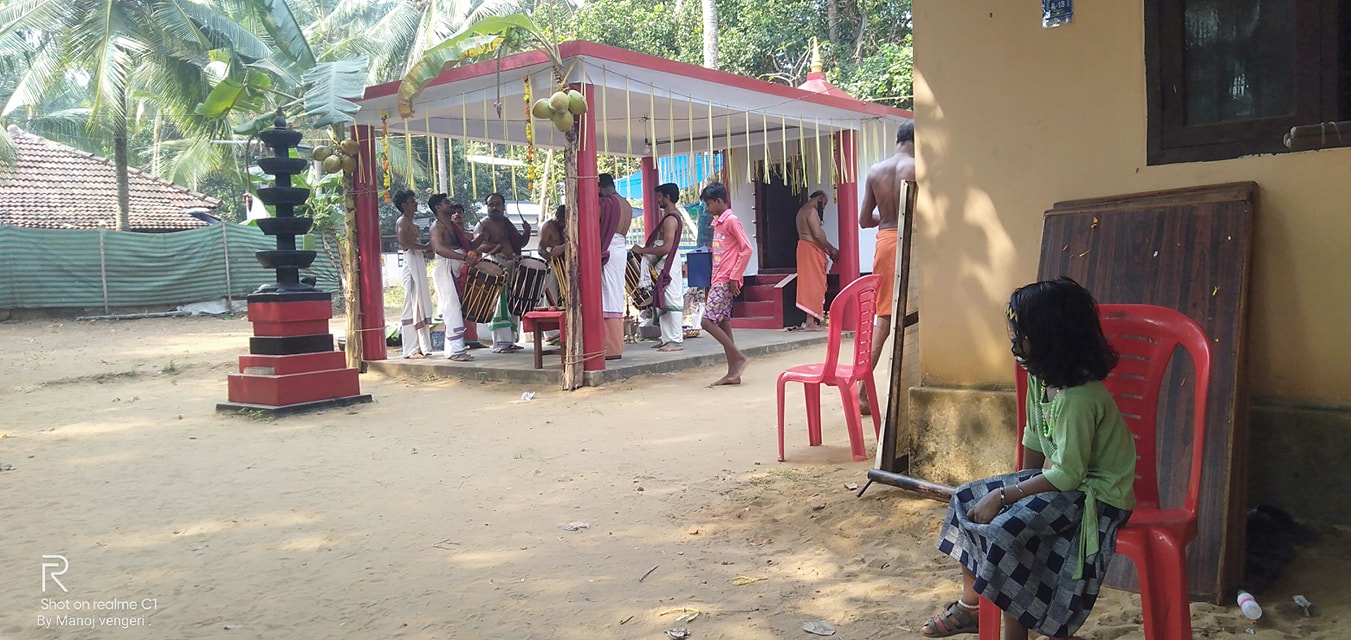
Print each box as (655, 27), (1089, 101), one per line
(709, 354), (749, 386)
(803, 321), (827, 332)
(406, 352), (426, 360)
(449, 353), (474, 362)
(708, 374), (741, 387)
(657, 344), (684, 352)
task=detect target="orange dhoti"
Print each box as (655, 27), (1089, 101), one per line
(795, 240), (829, 321)
(873, 228), (897, 318)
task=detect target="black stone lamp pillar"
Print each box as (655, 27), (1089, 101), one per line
(254, 111), (318, 294)
(218, 111), (371, 416)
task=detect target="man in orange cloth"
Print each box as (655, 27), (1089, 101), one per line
(794, 190), (838, 331)
(858, 118), (916, 413)
(597, 174), (632, 360)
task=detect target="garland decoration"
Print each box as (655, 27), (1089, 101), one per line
(524, 75), (536, 194)
(379, 110), (392, 203)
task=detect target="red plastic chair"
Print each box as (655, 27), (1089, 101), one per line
(776, 275), (881, 462)
(978, 304), (1211, 640)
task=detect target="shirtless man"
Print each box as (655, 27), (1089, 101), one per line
(598, 174), (632, 359)
(474, 192), (530, 260)
(536, 205), (568, 314)
(631, 183), (686, 351)
(858, 118), (916, 413)
(428, 193), (474, 361)
(473, 193), (531, 352)
(538, 205), (567, 259)
(395, 190), (434, 359)
(447, 203), (484, 348)
(795, 190), (839, 331)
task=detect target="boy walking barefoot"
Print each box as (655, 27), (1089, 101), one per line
(699, 183), (753, 386)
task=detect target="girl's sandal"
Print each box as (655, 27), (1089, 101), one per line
(920, 600), (979, 637)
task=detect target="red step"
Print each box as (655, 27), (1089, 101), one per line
(730, 315), (783, 330)
(740, 285), (779, 302)
(227, 368), (362, 407)
(733, 299), (777, 317)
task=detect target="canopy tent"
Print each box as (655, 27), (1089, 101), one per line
(356, 42), (904, 157)
(349, 40), (911, 379)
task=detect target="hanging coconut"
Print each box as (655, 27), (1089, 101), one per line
(551, 110), (575, 132)
(312, 146), (332, 162)
(567, 90), (587, 115)
(322, 155), (343, 174)
(341, 155), (358, 172)
(339, 139), (360, 156)
(532, 99), (554, 120)
(549, 91), (570, 112)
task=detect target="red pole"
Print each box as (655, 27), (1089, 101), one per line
(641, 156), (659, 236)
(834, 130), (861, 326)
(577, 84), (605, 372)
(353, 125), (387, 360)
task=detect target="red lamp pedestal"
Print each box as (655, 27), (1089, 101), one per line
(217, 292), (371, 416)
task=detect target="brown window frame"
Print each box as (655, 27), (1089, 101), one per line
(1145, 0), (1348, 164)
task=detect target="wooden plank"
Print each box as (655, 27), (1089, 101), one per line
(879, 181), (919, 473)
(1038, 182), (1255, 602)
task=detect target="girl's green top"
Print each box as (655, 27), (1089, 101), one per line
(1021, 375), (1137, 578)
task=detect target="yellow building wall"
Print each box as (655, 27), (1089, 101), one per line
(912, 1), (1351, 404)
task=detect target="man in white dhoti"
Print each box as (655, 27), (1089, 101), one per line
(429, 194), (474, 361)
(395, 190), (433, 359)
(598, 174), (631, 360)
(474, 192), (531, 353)
(631, 182), (687, 352)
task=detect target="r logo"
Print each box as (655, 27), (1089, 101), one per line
(41, 555), (68, 593)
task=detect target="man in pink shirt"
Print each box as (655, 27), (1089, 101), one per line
(700, 182), (753, 386)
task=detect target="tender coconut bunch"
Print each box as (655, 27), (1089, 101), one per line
(531, 89), (586, 132)
(311, 138), (361, 174)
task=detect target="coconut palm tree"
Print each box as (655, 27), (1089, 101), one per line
(701, 0), (717, 69)
(1, 0), (270, 230)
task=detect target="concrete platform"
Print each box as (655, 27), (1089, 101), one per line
(364, 329), (829, 386)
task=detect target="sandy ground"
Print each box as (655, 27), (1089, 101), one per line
(0, 315), (1345, 640)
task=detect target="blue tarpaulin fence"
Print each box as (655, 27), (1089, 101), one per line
(613, 153), (724, 200)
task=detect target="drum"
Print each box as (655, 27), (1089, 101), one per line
(625, 252), (658, 311)
(545, 255), (568, 307)
(509, 256), (551, 316)
(461, 256), (507, 324)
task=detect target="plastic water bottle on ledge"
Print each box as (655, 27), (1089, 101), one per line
(1237, 590), (1262, 633)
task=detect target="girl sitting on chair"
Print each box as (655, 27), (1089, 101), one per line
(920, 278), (1136, 639)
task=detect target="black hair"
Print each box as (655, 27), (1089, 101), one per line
(598, 173), (616, 189)
(1007, 277), (1117, 388)
(449, 201), (465, 213)
(897, 118), (914, 144)
(699, 182), (728, 204)
(808, 190), (827, 201)
(654, 183), (679, 202)
(394, 189), (416, 210)
(554, 204), (566, 220)
(485, 192), (505, 206)
(427, 193), (448, 212)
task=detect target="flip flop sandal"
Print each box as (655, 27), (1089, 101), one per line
(449, 353), (475, 362)
(920, 601), (979, 637)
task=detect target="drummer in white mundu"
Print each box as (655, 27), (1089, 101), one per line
(474, 193), (532, 353)
(428, 193), (475, 362)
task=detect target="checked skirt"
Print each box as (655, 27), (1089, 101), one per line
(936, 469), (1131, 638)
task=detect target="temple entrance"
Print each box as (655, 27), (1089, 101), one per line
(753, 169), (800, 273)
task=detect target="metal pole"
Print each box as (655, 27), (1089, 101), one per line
(221, 223), (233, 309)
(99, 229), (110, 315)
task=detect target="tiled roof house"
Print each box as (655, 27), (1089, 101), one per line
(0, 125), (221, 232)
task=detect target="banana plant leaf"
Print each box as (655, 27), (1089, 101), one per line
(397, 14), (564, 118)
(301, 56), (369, 128)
